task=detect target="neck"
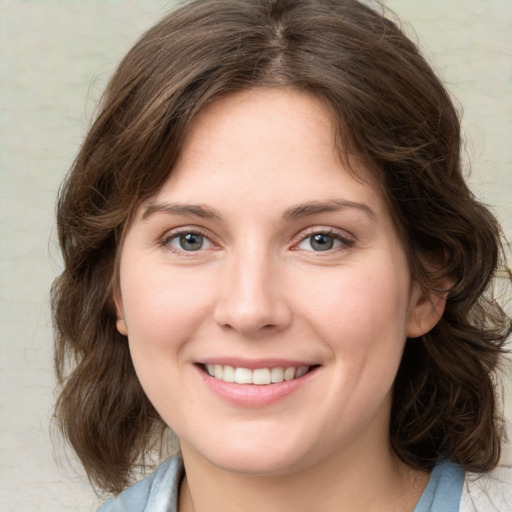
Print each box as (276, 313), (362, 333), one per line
(178, 441), (429, 512)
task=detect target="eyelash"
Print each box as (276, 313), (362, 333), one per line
(158, 227), (355, 255)
(159, 228), (215, 255)
(294, 228), (355, 253)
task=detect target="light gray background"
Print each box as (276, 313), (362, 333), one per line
(0, 1), (510, 511)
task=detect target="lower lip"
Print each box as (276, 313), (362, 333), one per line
(196, 366), (317, 407)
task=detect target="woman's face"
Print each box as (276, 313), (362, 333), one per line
(116, 88), (438, 476)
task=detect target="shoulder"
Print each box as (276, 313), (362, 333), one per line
(460, 464), (512, 512)
(97, 455), (184, 512)
(414, 459), (512, 512)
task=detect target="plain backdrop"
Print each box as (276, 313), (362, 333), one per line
(0, 1), (510, 511)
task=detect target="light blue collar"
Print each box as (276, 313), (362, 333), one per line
(99, 455), (464, 512)
(413, 459), (464, 512)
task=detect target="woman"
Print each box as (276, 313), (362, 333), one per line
(52, 0), (511, 510)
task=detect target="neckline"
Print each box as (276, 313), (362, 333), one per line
(413, 459), (464, 512)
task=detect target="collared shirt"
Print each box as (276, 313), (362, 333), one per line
(98, 455), (511, 512)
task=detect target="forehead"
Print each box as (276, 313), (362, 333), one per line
(179, 87), (334, 169)
(147, 87), (386, 220)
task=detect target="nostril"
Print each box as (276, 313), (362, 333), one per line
(213, 285), (293, 335)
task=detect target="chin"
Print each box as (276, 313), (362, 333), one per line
(212, 451), (307, 476)
(181, 432), (316, 477)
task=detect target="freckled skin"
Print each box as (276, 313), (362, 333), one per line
(116, 88), (442, 489)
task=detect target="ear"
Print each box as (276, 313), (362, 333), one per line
(113, 291), (128, 336)
(407, 282), (447, 338)
(116, 317), (128, 336)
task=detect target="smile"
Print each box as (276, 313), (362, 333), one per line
(204, 364), (311, 384)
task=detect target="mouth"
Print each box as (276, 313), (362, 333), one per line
(201, 364), (317, 385)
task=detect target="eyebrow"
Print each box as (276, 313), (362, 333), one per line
(282, 199), (376, 221)
(142, 202), (222, 221)
(141, 199), (375, 222)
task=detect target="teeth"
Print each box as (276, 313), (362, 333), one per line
(271, 367), (284, 383)
(253, 368), (271, 385)
(223, 365), (235, 383)
(235, 367), (253, 384)
(296, 365), (309, 378)
(284, 367), (295, 381)
(204, 364), (310, 384)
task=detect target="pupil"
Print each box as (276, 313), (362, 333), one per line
(180, 233), (203, 251)
(311, 234), (333, 251)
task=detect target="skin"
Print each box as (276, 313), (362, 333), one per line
(115, 88), (445, 511)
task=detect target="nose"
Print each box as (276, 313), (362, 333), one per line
(213, 247), (292, 337)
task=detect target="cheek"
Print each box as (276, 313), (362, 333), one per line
(303, 262), (410, 337)
(120, 268), (210, 412)
(122, 266), (212, 341)
(119, 267), (217, 406)
(296, 257), (412, 391)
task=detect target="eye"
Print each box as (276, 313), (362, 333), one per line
(297, 232), (352, 252)
(163, 231), (214, 252)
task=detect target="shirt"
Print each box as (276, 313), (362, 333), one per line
(97, 454), (512, 511)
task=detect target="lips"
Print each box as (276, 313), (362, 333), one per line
(195, 358), (319, 406)
(205, 364), (310, 384)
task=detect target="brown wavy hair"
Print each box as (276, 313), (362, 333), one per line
(52, 0), (511, 495)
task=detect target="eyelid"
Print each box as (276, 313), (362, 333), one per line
(292, 227), (356, 252)
(158, 225), (355, 255)
(159, 226), (219, 254)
